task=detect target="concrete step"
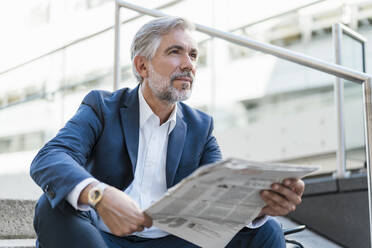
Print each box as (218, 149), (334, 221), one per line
(0, 199), (36, 239)
(0, 239), (35, 248)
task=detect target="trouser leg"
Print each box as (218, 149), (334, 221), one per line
(226, 218), (286, 248)
(34, 195), (285, 248)
(100, 218), (284, 248)
(33, 194), (109, 248)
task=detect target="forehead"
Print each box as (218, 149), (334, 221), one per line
(157, 28), (198, 52)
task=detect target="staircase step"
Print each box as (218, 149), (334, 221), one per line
(0, 199), (36, 239)
(0, 239), (35, 248)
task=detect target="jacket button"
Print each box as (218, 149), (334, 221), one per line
(47, 190), (55, 199)
(44, 185), (55, 199)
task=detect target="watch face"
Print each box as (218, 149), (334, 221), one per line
(92, 189), (100, 200)
(89, 188), (102, 207)
(88, 183), (106, 208)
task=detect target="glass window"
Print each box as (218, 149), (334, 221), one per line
(341, 33), (366, 170)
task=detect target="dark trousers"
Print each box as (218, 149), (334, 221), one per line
(33, 194), (286, 248)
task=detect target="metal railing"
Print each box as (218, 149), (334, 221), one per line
(333, 23), (367, 179)
(114, 0), (372, 245)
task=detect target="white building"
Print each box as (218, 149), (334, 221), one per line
(0, 0), (371, 199)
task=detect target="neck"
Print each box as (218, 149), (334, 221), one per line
(141, 82), (175, 125)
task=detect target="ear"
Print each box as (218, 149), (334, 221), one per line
(133, 55), (149, 79)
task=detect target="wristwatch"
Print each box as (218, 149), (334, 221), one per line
(88, 182), (107, 208)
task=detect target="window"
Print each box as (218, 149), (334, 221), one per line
(0, 131), (45, 154)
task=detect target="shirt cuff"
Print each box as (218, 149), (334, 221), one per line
(246, 215), (270, 229)
(66, 178), (98, 211)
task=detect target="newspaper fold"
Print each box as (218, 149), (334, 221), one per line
(145, 158), (319, 248)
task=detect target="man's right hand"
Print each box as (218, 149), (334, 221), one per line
(79, 183), (153, 236)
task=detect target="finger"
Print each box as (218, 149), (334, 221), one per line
(265, 196), (293, 215)
(110, 221), (134, 237)
(271, 184), (302, 205)
(261, 200), (290, 216)
(261, 190), (296, 212)
(131, 212), (152, 228)
(261, 205), (281, 216)
(111, 219), (143, 236)
(127, 223), (141, 234)
(136, 225), (145, 232)
(142, 212), (153, 228)
(283, 179), (305, 196)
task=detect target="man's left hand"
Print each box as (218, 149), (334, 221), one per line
(259, 178), (305, 216)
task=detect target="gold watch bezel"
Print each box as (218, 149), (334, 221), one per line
(88, 182), (107, 208)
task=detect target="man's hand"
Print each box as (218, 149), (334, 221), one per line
(79, 183), (152, 236)
(259, 178), (305, 217)
(96, 186), (153, 236)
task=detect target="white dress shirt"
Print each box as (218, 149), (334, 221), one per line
(121, 85), (176, 238)
(66, 85), (268, 238)
(67, 85), (176, 238)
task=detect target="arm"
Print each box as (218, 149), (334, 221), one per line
(30, 93), (103, 208)
(31, 90), (152, 235)
(199, 117), (222, 166)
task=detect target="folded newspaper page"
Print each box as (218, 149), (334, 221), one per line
(145, 158), (319, 248)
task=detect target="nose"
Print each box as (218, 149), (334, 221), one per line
(180, 54), (196, 72)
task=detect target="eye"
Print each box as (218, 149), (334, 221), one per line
(190, 53), (198, 60)
(169, 49), (179, 54)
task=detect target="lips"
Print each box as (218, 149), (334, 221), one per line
(174, 77), (192, 82)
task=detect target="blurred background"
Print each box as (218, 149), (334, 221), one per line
(0, 0), (371, 247)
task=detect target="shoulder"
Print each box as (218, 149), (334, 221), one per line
(178, 102), (213, 127)
(82, 88), (132, 106)
(80, 87), (136, 121)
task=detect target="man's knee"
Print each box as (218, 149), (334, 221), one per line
(261, 218), (283, 236)
(34, 194), (74, 232)
(227, 218), (285, 248)
(33, 194), (52, 234)
(257, 218), (285, 247)
(33, 194), (107, 248)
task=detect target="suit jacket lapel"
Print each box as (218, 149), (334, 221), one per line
(166, 106), (187, 188)
(119, 86), (140, 174)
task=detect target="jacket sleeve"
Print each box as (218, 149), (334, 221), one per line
(199, 117), (222, 166)
(30, 91), (103, 208)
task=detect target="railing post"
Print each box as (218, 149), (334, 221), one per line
(332, 23), (348, 179)
(114, 2), (121, 91)
(363, 77), (372, 247)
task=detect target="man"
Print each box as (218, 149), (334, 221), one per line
(30, 16), (304, 248)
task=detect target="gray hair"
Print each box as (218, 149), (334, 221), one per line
(130, 16), (195, 83)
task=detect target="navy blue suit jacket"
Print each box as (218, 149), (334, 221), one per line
(30, 86), (222, 208)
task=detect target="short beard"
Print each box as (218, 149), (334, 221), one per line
(147, 64), (193, 104)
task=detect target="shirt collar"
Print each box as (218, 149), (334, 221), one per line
(138, 85), (177, 134)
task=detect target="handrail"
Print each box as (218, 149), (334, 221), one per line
(115, 0), (369, 84)
(230, 0), (326, 33)
(199, 0), (327, 45)
(114, 0), (372, 246)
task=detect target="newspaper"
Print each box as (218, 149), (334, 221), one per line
(145, 158), (319, 248)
